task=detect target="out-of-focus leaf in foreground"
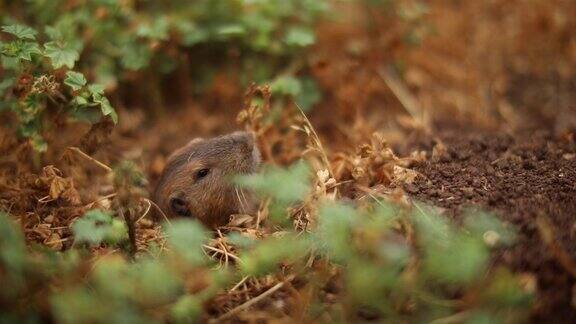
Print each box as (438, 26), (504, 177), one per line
(72, 209), (127, 246)
(236, 161), (312, 204)
(165, 219), (209, 266)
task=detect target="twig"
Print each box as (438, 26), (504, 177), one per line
(120, 209), (137, 257)
(212, 281), (285, 323)
(67, 147), (113, 173)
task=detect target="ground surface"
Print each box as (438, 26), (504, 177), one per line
(405, 129), (576, 322)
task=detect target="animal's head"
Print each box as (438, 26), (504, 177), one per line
(154, 131), (260, 227)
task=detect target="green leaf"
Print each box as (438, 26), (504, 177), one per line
(174, 21), (209, 46)
(64, 71), (87, 91)
(1, 41), (42, 61)
(240, 234), (310, 276)
(296, 78), (321, 111)
(285, 27), (316, 47)
(0, 77), (15, 96)
(95, 95), (118, 124)
(172, 295), (203, 323)
(44, 41), (80, 68)
(88, 84), (105, 95)
(317, 202), (357, 261)
(0, 212), (27, 276)
(235, 161), (311, 204)
(215, 24), (246, 38)
(1, 24), (37, 40)
(30, 133), (48, 153)
(130, 259), (182, 304)
(72, 96), (89, 107)
(120, 42), (152, 71)
(271, 75), (302, 97)
(463, 210), (516, 247)
(90, 87), (118, 124)
(346, 259), (399, 310)
(136, 17), (170, 41)
(72, 210), (127, 246)
(413, 204), (489, 284)
(165, 219), (209, 265)
(423, 232), (488, 284)
(481, 268), (533, 308)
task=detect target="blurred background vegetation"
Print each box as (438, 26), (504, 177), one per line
(1, 0), (574, 322)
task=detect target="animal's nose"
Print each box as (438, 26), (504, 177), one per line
(170, 197), (192, 217)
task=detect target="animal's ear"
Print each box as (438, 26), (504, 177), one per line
(166, 137), (205, 162)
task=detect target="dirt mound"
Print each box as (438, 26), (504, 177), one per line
(406, 130), (576, 322)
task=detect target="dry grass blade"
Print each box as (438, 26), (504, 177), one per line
(377, 66), (427, 130)
(294, 102), (333, 177)
(67, 147), (113, 173)
(211, 281), (285, 323)
(143, 198), (171, 225)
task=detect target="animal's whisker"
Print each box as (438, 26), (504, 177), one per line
(235, 186), (247, 212)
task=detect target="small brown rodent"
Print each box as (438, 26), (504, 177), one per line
(153, 131), (260, 228)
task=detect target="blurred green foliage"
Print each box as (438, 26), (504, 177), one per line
(0, 165), (532, 322)
(0, 1), (533, 322)
(72, 209), (128, 246)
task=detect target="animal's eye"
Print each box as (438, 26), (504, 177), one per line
(196, 168), (210, 179)
(170, 197), (191, 217)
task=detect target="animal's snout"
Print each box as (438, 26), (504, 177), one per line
(170, 197), (192, 218)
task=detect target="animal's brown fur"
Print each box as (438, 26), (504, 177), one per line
(153, 131), (260, 227)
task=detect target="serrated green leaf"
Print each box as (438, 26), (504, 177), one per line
(88, 84), (105, 95)
(64, 71), (87, 91)
(19, 42), (42, 61)
(1, 24), (37, 40)
(72, 96), (89, 106)
(90, 85), (118, 123)
(92, 92), (118, 124)
(44, 41), (79, 69)
(1, 41), (42, 61)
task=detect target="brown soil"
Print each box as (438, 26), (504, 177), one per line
(405, 129), (576, 322)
